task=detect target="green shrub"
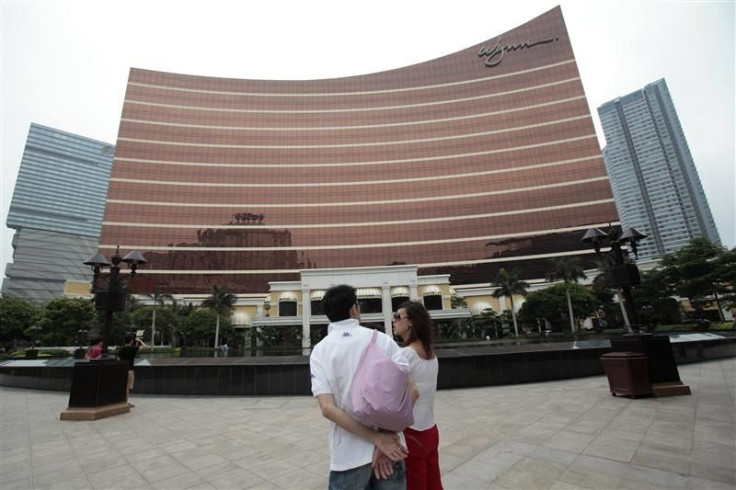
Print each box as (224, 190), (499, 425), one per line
(39, 348), (73, 357)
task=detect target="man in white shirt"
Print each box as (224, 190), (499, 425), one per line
(310, 284), (409, 489)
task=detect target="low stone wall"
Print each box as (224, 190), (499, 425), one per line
(1, 335), (733, 396)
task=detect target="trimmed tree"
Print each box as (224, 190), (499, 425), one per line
(37, 297), (96, 345)
(658, 238), (735, 322)
(519, 283), (598, 332)
(0, 297), (39, 346)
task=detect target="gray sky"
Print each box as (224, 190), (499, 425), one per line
(1, 0), (734, 272)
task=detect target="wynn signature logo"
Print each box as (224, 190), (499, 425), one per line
(478, 36), (559, 67)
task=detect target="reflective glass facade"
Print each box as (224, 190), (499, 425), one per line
(99, 6), (618, 294)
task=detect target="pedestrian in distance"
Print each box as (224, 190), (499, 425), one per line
(117, 334), (146, 407)
(85, 336), (103, 360)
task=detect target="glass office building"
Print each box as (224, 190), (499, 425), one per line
(99, 6), (618, 294)
(598, 79), (721, 259)
(2, 124), (114, 301)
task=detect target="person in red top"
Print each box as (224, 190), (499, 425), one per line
(85, 336), (103, 360)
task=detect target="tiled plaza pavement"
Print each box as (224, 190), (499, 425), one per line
(1, 358), (733, 490)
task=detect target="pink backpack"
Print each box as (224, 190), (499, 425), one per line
(351, 330), (414, 432)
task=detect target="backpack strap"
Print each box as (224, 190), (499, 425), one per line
(355, 329), (379, 373)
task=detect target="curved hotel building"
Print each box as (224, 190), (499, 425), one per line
(99, 6), (617, 302)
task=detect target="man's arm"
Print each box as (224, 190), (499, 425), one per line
(315, 394), (407, 462)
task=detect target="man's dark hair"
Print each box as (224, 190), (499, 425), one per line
(322, 285), (358, 322)
(124, 334), (136, 344)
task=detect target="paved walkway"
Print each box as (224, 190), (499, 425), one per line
(1, 358), (733, 489)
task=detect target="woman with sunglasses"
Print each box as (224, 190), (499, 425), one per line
(392, 301), (443, 490)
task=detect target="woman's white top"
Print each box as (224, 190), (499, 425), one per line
(402, 346), (439, 431)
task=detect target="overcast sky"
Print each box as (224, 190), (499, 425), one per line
(1, 0), (734, 272)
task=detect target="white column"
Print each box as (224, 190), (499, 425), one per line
(301, 286), (312, 355)
(499, 296), (508, 311)
(381, 283), (393, 336)
(409, 280), (419, 301)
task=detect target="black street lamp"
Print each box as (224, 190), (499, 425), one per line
(83, 246), (147, 352)
(582, 225), (647, 329)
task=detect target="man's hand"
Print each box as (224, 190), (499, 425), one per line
(372, 447), (394, 479)
(315, 394), (408, 464)
(373, 432), (407, 462)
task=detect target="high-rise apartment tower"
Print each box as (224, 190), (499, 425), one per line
(598, 79), (720, 259)
(2, 124), (114, 301)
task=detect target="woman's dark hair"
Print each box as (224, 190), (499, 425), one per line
(90, 336), (103, 345)
(398, 301), (435, 358)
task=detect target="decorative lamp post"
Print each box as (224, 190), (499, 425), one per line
(74, 328), (89, 359)
(83, 246), (147, 353)
(582, 225), (647, 329)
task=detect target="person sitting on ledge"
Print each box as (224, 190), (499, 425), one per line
(85, 336), (103, 360)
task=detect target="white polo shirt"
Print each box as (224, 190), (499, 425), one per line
(310, 318), (408, 471)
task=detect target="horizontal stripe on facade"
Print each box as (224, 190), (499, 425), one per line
(102, 198), (614, 230)
(124, 75), (581, 117)
(106, 176), (609, 208)
(106, 167), (609, 208)
(122, 77), (584, 132)
(99, 214), (615, 251)
(118, 100), (592, 149)
(102, 203), (616, 243)
(102, 218), (619, 263)
(121, 95), (586, 132)
(109, 154), (601, 188)
(113, 124), (597, 166)
(112, 135), (598, 169)
(117, 115), (592, 150)
(127, 60), (577, 98)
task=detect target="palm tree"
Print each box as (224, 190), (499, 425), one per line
(546, 258), (587, 333)
(202, 285), (236, 348)
(145, 284), (173, 346)
(492, 268), (529, 337)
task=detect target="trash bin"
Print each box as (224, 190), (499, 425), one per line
(600, 352), (652, 398)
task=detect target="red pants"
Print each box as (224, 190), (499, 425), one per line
(404, 424), (443, 490)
